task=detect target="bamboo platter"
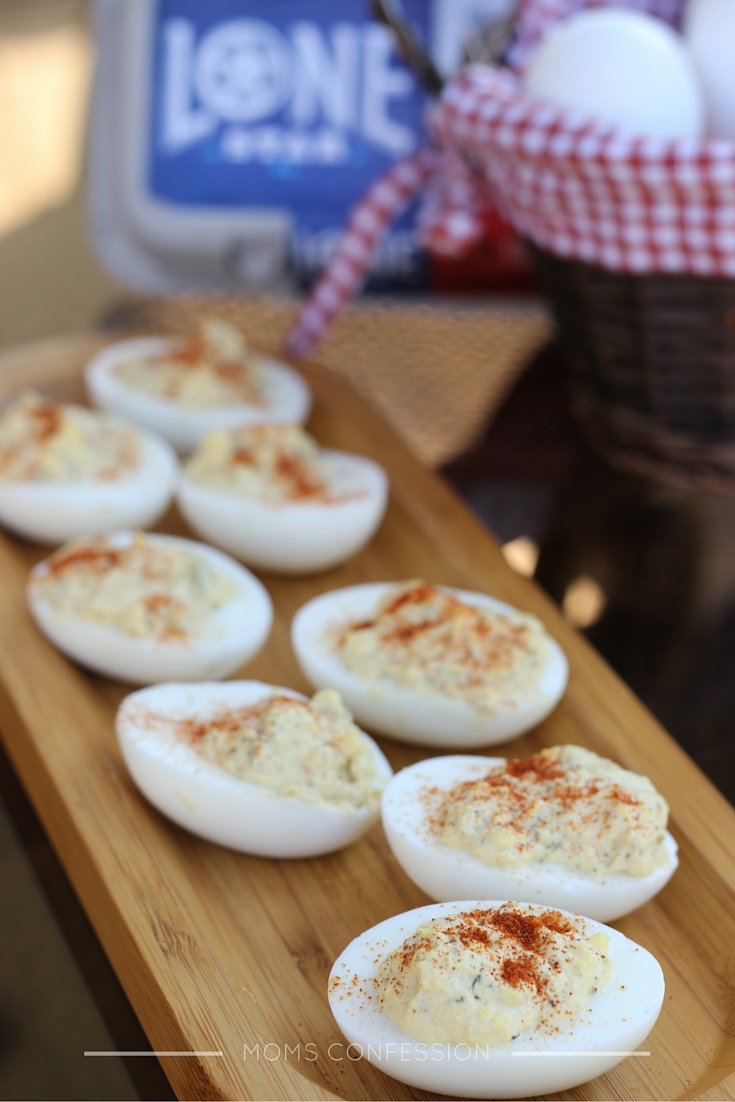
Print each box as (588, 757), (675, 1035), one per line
(0, 332), (733, 1102)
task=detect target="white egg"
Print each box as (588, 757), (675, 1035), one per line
(0, 422), (178, 546)
(27, 531), (273, 684)
(685, 0), (735, 138)
(85, 337), (312, 453)
(291, 583), (568, 748)
(177, 450), (388, 574)
(328, 900), (665, 1099)
(116, 680), (393, 857)
(382, 755), (678, 922)
(523, 8), (705, 139)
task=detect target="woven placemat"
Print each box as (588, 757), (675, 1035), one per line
(131, 296), (552, 468)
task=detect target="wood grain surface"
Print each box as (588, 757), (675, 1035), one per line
(0, 332), (733, 1102)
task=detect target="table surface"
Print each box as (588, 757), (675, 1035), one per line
(0, 330), (731, 1097)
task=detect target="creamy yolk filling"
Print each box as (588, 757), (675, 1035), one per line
(185, 424), (340, 503)
(114, 318), (265, 409)
(167, 689), (384, 811)
(336, 581), (550, 712)
(0, 391), (140, 481)
(379, 904), (612, 1047)
(435, 745), (671, 877)
(35, 535), (239, 641)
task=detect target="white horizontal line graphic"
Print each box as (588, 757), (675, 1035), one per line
(512, 1051), (650, 1058)
(84, 1051), (223, 1057)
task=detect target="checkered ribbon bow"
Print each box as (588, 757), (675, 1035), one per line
(288, 0), (735, 359)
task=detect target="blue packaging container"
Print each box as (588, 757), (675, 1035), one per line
(89, 0), (511, 292)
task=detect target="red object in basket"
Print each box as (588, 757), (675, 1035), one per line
(429, 205), (534, 294)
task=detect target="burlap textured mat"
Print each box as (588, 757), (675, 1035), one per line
(137, 296), (552, 468)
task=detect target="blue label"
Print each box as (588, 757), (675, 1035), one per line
(149, 0), (432, 284)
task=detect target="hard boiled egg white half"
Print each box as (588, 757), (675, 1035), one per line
(27, 531), (273, 684)
(116, 681), (393, 857)
(329, 900), (665, 1100)
(0, 417), (178, 546)
(178, 448), (388, 575)
(86, 337), (312, 453)
(382, 755), (678, 922)
(291, 583), (568, 747)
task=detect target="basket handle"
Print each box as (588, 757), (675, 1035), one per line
(370, 0), (444, 94)
(370, 0), (518, 94)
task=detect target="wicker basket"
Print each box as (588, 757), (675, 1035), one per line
(532, 246), (735, 492)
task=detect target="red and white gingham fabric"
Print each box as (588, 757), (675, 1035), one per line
(433, 67), (735, 276)
(287, 149), (438, 358)
(288, 0), (735, 358)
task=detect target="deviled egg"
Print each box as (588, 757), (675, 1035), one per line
(86, 318), (312, 453)
(292, 581), (568, 747)
(178, 423), (388, 574)
(382, 748), (678, 921)
(116, 681), (393, 857)
(329, 900), (664, 1099)
(0, 391), (178, 544)
(27, 531), (272, 683)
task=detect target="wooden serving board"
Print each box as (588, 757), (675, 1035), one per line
(0, 332), (733, 1102)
